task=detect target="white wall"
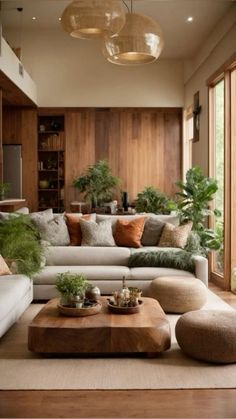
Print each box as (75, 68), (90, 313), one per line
(5, 28), (184, 108)
(0, 36), (37, 104)
(184, 6), (236, 174)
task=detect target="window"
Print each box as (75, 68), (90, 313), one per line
(208, 54), (236, 290)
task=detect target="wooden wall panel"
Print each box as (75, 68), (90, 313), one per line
(2, 107), (182, 212)
(2, 108), (37, 211)
(93, 108), (182, 203)
(65, 110), (95, 210)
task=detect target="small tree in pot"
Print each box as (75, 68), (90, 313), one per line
(73, 160), (120, 209)
(55, 272), (88, 307)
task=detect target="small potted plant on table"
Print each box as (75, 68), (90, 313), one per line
(55, 272), (88, 307)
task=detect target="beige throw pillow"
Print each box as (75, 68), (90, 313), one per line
(158, 222), (193, 249)
(80, 219), (115, 247)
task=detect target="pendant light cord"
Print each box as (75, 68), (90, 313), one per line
(122, 0), (132, 13)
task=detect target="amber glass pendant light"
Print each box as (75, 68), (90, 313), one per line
(103, 0), (164, 65)
(61, 0), (126, 39)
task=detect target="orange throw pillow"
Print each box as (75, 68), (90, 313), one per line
(65, 214), (91, 246)
(114, 217), (146, 248)
(0, 255), (12, 276)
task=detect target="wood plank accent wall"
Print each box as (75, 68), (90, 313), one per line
(65, 108), (182, 209)
(2, 107), (182, 212)
(2, 108), (37, 211)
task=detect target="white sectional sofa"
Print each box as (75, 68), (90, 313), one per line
(0, 274), (33, 338)
(33, 247), (208, 300)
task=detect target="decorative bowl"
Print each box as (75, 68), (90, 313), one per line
(58, 300), (102, 317)
(107, 299), (143, 314)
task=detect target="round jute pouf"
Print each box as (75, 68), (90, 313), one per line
(149, 276), (207, 314)
(176, 310), (236, 363)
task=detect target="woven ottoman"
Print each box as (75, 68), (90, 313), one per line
(175, 310), (236, 363)
(149, 276), (207, 313)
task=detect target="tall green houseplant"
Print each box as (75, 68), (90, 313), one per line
(176, 166), (222, 253)
(73, 160), (120, 207)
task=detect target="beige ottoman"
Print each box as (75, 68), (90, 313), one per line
(149, 276), (207, 313)
(176, 310), (236, 363)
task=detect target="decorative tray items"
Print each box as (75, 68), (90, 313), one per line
(56, 272), (101, 317)
(107, 277), (143, 314)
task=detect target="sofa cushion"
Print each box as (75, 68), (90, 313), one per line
(33, 266), (130, 285)
(0, 275), (31, 322)
(80, 219), (116, 247)
(0, 255), (12, 275)
(158, 222), (193, 249)
(130, 267), (195, 280)
(45, 246), (131, 266)
(141, 217), (165, 246)
(29, 208), (54, 223)
(65, 213), (91, 246)
(114, 217), (146, 248)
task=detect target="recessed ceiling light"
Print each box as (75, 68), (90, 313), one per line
(32, 16), (37, 20)
(187, 16), (193, 22)
(58, 17), (62, 21)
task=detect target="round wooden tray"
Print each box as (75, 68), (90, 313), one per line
(58, 301), (102, 317)
(107, 299), (143, 314)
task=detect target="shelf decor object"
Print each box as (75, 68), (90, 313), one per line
(103, 0), (164, 65)
(61, 0), (126, 39)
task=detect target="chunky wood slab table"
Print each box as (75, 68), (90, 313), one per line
(28, 297), (171, 355)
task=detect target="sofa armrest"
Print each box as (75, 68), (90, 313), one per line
(192, 255), (208, 287)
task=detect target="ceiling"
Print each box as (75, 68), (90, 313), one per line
(0, 0), (235, 58)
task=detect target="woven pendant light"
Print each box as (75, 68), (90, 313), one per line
(103, 11), (164, 65)
(61, 0), (126, 39)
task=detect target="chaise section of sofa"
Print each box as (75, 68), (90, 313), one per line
(0, 275), (33, 338)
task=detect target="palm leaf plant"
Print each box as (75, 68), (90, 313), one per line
(176, 166), (222, 254)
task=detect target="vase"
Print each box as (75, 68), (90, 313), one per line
(39, 180), (49, 189)
(85, 285), (101, 301)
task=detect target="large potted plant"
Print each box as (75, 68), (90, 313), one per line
(0, 215), (43, 277)
(73, 160), (120, 209)
(176, 166), (222, 254)
(135, 186), (176, 214)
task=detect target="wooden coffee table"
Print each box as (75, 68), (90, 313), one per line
(28, 297), (171, 355)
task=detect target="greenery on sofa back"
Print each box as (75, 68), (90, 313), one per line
(0, 215), (43, 277)
(128, 250), (195, 273)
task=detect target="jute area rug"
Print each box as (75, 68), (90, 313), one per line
(0, 289), (235, 390)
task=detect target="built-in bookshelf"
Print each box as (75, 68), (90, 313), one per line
(37, 115), (65, 212)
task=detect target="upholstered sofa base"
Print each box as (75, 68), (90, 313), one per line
(0, 276), (33, 338)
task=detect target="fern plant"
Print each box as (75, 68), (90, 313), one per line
(0, 215), (43, 277)
(135, 186), (176, 214)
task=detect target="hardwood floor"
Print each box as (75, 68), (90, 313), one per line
(0, 282), (236, 419)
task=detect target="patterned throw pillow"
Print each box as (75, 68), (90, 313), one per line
(158, 222), (193, 249)
(141, 217), (165, 246)
(33, 214), (70, 246)
(80, 219), (115, 247)
(114, 217), (146, 248)
(65, 213), (91, 246)
(0, 255), (12, 276)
